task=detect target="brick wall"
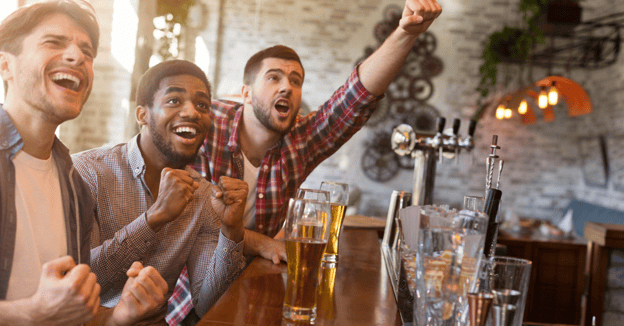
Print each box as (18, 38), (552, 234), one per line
(65, 0), (624, 222)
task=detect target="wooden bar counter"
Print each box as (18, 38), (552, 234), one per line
(198, 228), (402, 326)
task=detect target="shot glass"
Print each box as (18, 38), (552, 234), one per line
(282, 198), (332, 322)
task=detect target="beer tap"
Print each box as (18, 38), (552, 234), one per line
(391, 117), (477, 206)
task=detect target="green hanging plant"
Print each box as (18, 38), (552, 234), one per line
(476, 0), (550, 101)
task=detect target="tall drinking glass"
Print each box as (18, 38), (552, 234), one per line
(414, 227), (466, 326)
(296, 188), (330, 203)
(487, 256), (532, 326)
(282, 198), (332, 322)
(319, 182), (349, 263)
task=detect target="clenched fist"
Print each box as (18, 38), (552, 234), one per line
(210, 176), (248, 243)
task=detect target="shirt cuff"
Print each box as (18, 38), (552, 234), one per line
(123, 212), (159, 256)
(216, 231), (244, 255)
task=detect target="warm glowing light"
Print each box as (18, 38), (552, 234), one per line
(518, 100), (528, 114)
(538, 86), (548, 109)
(496, 105), (505, 119)
(548, 81), (558, 105)
(504, 108), (512, 119)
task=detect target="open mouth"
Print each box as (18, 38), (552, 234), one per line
(51, 72), (81, 91)
(174, 126), (198, 140)
(275, 99), (290, 114)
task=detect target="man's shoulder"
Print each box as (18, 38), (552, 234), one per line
(72, 143), (128, 173)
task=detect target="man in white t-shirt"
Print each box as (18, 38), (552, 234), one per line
(0, 1), (168, 325)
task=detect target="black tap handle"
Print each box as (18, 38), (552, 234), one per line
(467, 119), (477, 137)
(436, 117), (446, 134)
(452, 118), (461, 136)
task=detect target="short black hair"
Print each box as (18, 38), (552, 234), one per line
(0, 0), (99, 93)
(136, 60), (211, 108)
(243, 45), (304, 85)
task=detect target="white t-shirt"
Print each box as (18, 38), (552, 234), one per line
(241, 151), (259, 230)
(6, 150), (66, 300)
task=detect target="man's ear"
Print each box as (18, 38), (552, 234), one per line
(241, 84), (252, 104)
(0, 52), (14, 83)
(136, 105), (149, 127)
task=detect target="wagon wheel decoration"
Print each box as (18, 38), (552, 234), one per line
(361, 133), (400, 182)
(383, 4), (402, 22)
(413, 32), (437, 56)
(420, 55), (444, 77)
(410, 77), (434, 102)
(374, 21), (395, 43)
(387, 75), (412, 101)
(411, 103), (440, 133)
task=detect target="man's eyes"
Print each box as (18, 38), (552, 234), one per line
(166, 98), (180, 104)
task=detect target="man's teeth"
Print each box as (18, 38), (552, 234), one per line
(174, 126), (197, 136)
(51, 73), (80, 91)
(276, 100), (288, 106)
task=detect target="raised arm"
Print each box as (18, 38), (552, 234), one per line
(358, 0), (442, 95)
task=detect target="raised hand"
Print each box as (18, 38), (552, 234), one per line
(110, 262), (168, 326)
(210, 176), (248, 242)
(29, 256), (101, 325)
(147, 167), (199, 232)
(400, 0), (442, 36)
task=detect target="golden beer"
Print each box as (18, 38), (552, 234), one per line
(283, 238), (327, 321)
(323, 204), (346, 262)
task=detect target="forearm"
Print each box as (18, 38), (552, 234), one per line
(243, 228), (275, 257)
(358, 28), (420, 96)
(90, 213), (157, 294)
(0, 299), (35, 325)
(192, 232), (245, 316)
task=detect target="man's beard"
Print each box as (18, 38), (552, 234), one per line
(148, 115), (199, 168)
(251, 95), (296, 135)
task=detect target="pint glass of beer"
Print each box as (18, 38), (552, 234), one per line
(282, 198), (332, 322)
(320, 182), (349, 263)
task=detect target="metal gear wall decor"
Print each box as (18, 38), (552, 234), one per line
(359, 4), (443, 182)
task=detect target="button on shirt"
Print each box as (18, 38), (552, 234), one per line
(72, 135), (245, 317)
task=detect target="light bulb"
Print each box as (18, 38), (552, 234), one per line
(504, 108), (512, 119)
(496, 104), (505, 120)
(518, 100), (528, 115)
(548, 82), (558, 105)
(538, 86), (548, 109)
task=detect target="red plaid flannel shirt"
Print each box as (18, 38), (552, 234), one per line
(166, 67), (380, 324)
(194, 66), (380, 237)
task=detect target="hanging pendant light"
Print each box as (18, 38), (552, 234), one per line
(504, 108), (512, 119)
(496, 103), (505, 119)
(548, 81), (558, 105)
(538, 86), (548, 109)
(518, 99), (528, 115)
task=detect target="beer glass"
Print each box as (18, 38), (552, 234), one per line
(320, 182), (349, 263)
(282, 198), (332, 322)
(296, 188), (330, 203)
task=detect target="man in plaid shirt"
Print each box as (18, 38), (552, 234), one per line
(169, 0), (442, 323)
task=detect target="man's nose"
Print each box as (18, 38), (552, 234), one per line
(180, 101), (201, 119)
(62, 43), (86, 65)
(279, 80), (292, 96)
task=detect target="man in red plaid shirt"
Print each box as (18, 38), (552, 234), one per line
(168, 0), (442, 324)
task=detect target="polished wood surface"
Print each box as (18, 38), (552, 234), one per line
(198, 229), (402, 326)
(497, 230), (587, 325)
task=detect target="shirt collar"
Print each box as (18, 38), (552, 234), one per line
(127, 134), (146, 178)
(0, 104), (24, 157)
